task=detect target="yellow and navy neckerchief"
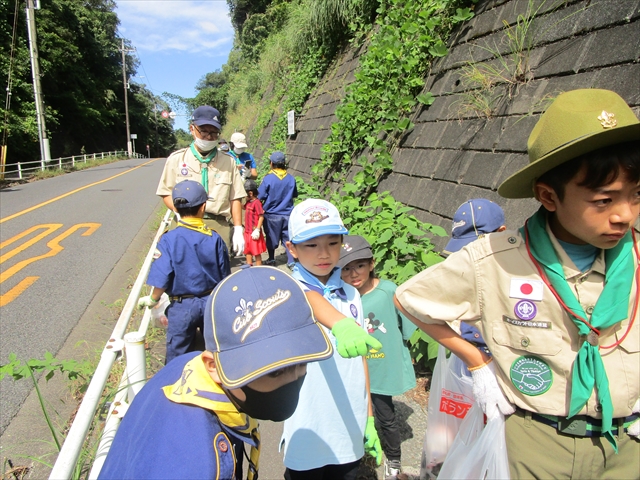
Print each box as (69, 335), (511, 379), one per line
(163, 354), (260, 480)
(190, 143), (217, 192)
(177, 217), (212, 236)
(268, 168), (288, 180)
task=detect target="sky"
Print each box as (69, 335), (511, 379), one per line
(114, 0), (234, 131)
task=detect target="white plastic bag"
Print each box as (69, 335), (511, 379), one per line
(150, 293), (170, 328)
(437, 404), (510, 480)
(420, 345), (474, 479)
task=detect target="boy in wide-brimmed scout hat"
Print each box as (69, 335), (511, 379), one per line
(394, 89), (640, 478)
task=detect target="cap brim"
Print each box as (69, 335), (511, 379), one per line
(338, 250), (373, 269)
(498, 123), (640, 199)
(193, 119), (222, 130)
(214, 322), (333, 388)
(234, 142), (248, 149)
(443, 235), (477, 254)
(291, 225), (348, 244)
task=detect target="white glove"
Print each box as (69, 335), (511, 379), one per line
(628, 398), (640, 437)
(251, 228), (260, 240)
(471, 360), (515, 420)
(137, 295), (158, 309)
(232, 226), (245, 256)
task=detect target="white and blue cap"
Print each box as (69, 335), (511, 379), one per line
(443, 198), (505, 255)
(204, 266), (333, 388)
(191, 105), (222, 130)
(288, 199), (348, 244)
(172, 180), (208, 208)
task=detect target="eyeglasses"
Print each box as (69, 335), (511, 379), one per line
(342, 262), (370, 274)
(193, 125), (220, 139)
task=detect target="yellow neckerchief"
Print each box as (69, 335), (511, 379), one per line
(268, 168), (287, 180)
(177, 217), (212, 236)
(163, 354), (260, 480)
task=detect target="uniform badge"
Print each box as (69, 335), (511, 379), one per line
(509, 278), (543, 301)
(152, 248), (162, 260)
(181, 168), (189, 176)
(514, 299), (537, 320)
(350, 303), (358, 319)
(510, 356), (553, 396)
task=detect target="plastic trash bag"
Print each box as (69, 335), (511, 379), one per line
(420, 345), (474, 480)
(150, 293), (170, 328)
(437, 404), (510, 480)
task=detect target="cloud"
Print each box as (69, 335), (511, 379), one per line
(115, 0), (234, 55)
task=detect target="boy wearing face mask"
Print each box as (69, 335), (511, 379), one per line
(230, 132), (258, 180)
(157, 106), (247, 258)
(98, 266), (334, 480)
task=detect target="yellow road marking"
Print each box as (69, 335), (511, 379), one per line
(0, 223), (101, 306)
(0, 157), (160, 224)
(0, 224), (63, 263)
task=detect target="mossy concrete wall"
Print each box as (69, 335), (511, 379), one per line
(259, 0), (640, 249)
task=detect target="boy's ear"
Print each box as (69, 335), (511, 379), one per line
(285, 241), (297, 259)
(201, 351), (222, 384)
(533, 182), (559, 212)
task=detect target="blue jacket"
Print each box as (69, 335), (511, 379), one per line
(98, 352), (247, 479)
(258, 171), (298, 215)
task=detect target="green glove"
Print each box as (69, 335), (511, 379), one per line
(364, 416), (382, 465)
(331, 318), (383, 358)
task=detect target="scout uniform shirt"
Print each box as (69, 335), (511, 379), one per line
(157, 147), (247, 219)
(395, 223), (639, 419)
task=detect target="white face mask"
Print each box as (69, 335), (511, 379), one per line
(194, 138), (218, 152)
(234, 147), (246, 154)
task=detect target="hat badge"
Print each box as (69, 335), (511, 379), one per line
(306, 211), (329, 224)
(597, 110), (617, 129)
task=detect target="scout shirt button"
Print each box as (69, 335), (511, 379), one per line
(595, 404), (603, 412)
(218, 440), (228, 452)
(579, 275), (588, 283)
(521, 337), (530, 347)
(508, 236), (517, 244)
(585, 305), (594, 315)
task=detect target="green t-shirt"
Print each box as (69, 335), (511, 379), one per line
(362, 279), (417, 396)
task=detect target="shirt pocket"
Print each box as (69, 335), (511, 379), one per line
(614, 318), (640, 354)
(493, 321), (563, 356)
(213, 170), (232, 186)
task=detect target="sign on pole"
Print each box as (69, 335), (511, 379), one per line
(130, 134), (137, 139)
(161, 111), (169, 118)
(169, 111), (177, 119)
(287, 110), (295, 136)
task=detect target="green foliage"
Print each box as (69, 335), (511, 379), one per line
(407, 329), (440, 372)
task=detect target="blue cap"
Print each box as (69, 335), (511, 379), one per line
(270, 151), (286, 165)
(172, 180), (208, 208)
(288, 199), (348, 244)
(443, 199), (505, 254)
(204, 266), (333, 388)
(191, 105), (222, 130)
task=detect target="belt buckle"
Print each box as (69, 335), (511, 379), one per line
(558, 417), (588, 436)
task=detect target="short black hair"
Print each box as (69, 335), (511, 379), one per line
(176, 205), (202, 217)
(536, 140), (640, 201)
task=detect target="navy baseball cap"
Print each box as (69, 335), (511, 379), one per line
(443, 199), (505, 255)
(204, 266), (333, 388)
(338, 235), (373, 268)
(172, 180), (208, 208)
(191, 105), (222, 130)
(270, 151), (286, 165)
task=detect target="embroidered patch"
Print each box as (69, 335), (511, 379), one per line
(503, 315), (550, 329)
(350, 303), (358, 319)
(180, 168), (189, 176)
(509, 278), (543, 301)
(514, 299), (537, 320)
(510, 356), (553, 396)
(152, 248), (161, 260)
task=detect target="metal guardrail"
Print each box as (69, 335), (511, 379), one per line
(2, 151), (145, 180)
(49, 209), (172, 480)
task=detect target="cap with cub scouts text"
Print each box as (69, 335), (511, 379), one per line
(338, 235), (373, 269)
(172, 180), (208, 208)
(204, 266), (333, 388)
(443, 198), (505, 255)
(191, 105), (222, 130)
(288, 199), (348, 244)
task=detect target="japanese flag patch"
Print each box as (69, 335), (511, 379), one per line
(509, 278), (543, 301)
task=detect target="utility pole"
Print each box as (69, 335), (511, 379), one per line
(120, 39), (133, 156)
(154, 104), (159, 157)
(25, 0), (51, 168)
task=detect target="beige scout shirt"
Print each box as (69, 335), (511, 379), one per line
(396, 224), (639, 419)
(156, 147), (247, 218)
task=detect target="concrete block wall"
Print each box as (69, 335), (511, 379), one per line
(270, 0), (640, 249)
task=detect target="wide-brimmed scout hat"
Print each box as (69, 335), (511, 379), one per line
(204, 266), (333, 389)
(498, 89), (640, 199)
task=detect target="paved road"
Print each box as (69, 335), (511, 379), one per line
(0, 157), (166, 435)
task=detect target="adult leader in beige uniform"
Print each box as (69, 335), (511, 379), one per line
(157, 106), (246, 256)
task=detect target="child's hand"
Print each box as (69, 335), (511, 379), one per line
(331, 318), (383, 358)
(364, 416), (382, 465)
(137, 295), (158, 309)
(251, 228), (260, 240)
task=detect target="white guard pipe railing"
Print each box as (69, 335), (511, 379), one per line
(49, 209), (172, 480)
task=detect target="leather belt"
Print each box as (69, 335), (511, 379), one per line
(520, 407), (639, 437)
(169, 291), (212, 302)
